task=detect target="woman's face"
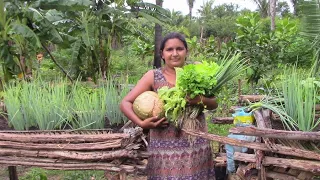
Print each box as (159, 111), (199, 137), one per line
(161, 38), (187, 68)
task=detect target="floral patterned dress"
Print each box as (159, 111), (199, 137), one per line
(146, 68), (216, 180)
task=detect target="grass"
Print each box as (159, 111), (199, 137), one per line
(207, 123), (234, 154)
(18, 168), (106, 180)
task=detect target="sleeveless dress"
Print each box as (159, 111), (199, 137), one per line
(146, 68), (216, 180)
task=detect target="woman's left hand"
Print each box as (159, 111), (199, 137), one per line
(186, 95), (218, 110)
(186, 95), (203, 106)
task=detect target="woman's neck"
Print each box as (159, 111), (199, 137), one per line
(163, 66), (176, 76)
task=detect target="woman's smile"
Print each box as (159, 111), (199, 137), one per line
(161, 38), (187, 67)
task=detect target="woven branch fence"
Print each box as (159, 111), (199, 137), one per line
(1, 95), (320, 180)
(0, 127), (149, 180)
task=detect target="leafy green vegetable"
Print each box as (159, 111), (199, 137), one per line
(158, 86), (186, 123)
(176, 61), (220, 98)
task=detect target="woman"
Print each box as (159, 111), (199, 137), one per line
(120, 32), (217, 179)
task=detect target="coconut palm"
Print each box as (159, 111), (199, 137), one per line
(291, 0), (300, 16)
(252, 0), (269, 18)
(187, 0), (195, 20)
(197, 0), (214, 40)
(153, 0), (163, 68)
(300, 0), (320, 76)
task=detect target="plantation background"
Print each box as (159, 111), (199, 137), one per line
(0, 0), (320, 179)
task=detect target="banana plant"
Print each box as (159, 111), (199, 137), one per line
(0, 0), (43, 82)
(0, 0), (17, 83)
(1, 0), (170, 83)
(52, 0), (171, 81)
(0, 0), (72, 82)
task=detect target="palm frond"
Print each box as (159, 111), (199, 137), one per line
(301, 0), (320, 40)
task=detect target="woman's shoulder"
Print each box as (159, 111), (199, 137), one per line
(143, 68), (162, 76)
(139, 69), (158, 83)
(144, 69), (156, 77)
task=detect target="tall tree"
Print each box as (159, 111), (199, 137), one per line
(270, 0), (277, 30)
(187, 0), (195, 20)
(153, 0), (163, 68)
(198, 0), (214, 40)
(252, 0), (269, 18)
(291, 0), (299, 16)
(277, 1), (291, 17)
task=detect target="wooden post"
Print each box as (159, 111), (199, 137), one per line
(260, 165), (267, 180)
(119, 170), (127, 180)
(238, 79), (242, 104)
(8, 166), (18, 180)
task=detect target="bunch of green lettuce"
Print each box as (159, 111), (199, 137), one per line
(176, 61), (220, 98)
(158, 86), (186, 124)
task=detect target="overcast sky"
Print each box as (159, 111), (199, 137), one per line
(143, 0), (293, 16)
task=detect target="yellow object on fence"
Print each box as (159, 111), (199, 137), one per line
(232, 108), (255, 125)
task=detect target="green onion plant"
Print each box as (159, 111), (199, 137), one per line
(105, 79), (129, 125)
(250, 67), (320, 132)
(3, 83), (25, 130)
(71, 81), (107, 129)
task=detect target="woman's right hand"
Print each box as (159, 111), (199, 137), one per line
(140, 116), (169, 129)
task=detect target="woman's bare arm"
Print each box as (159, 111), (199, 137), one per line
(120, 70), (168, 128)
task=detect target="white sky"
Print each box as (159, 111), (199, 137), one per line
(143, 0), (293, 16)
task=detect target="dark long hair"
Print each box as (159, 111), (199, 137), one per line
(160, 32), (188, 62)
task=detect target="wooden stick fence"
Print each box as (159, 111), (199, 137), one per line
(0, 128), (148, 180)
(207, 95), (320, 179)
(1, 94), (319, 179)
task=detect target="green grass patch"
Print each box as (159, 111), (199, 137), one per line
(19, 168), (106, 180)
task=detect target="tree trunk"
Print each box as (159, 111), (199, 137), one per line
(270, 0), (277, 31)
(189, 7), (192, 21)
(200, 26), (204, 44)
(291, 0), (298, 16)
(187, 0), (194, 21)
(99, 34), (106, 80)
(19, 55), (26, 80)
(42, 43), (73, 83)
(153, 0), (163, 69)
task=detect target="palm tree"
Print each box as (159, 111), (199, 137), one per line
(300, 0), (320, 75)
(187, 0), (195, 20)
(153, 0), (163, 68)
(198, 0), (214, 40)
(291, 0), (299, 16)
(252, 0), (269, 18)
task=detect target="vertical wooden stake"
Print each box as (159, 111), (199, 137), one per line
(119, 170), (127, 180)
(260, 165), (267, 180)
(8, 166), (18, 180)
(238, 79), (242, 104)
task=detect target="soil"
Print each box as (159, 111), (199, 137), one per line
(0, 115), (13, 131)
